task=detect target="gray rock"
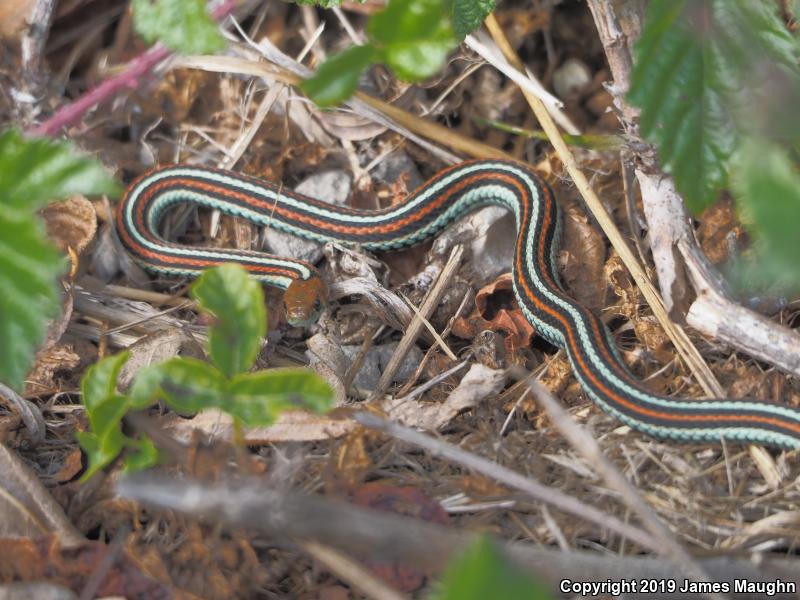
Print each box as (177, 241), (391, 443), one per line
(265, 170), (352, 263)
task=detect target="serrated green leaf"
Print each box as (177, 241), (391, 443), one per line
(132, 0), (225, 55)
(431, 536), (551, 600)
(452, 0), (495, 41)
(0, 130), (119, 391)
(81, 353), (130, 413)
(0, 130), (120, 210)
(301, 45), (381, 107)
(224, 369), (335, 426)
(191, 264), (266, 378)
(130, 357), (227, 413)
(731, 141), (800, 290)
(629, 0), (799, 213)
(0, 206), (64, 390)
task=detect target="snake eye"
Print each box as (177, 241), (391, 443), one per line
(313, 297), (322, 312)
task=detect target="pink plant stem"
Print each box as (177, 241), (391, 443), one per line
(30, 0), (241, 138)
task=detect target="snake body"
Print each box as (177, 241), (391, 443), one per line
(118, 160), (800, 449)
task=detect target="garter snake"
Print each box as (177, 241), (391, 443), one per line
(118, 160), (800, 449)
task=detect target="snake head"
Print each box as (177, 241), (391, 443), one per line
(283, 277), (327, 327)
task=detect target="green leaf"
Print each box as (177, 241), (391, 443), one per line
(731, 141), (800, 290)
(452, 0), (495, 41)
(300, 45), (381, 108)
(629, 0), (799, 213)
(123, 437), (160, 472)
(76, 426), (126, 481)
(302, 0), (462, 105)
(132, 0), (226, 55)
(224, 368), (335, 426)
(0, 130), (119, 391)
(368, 0), (449, 45)
(385, 38), (455, 81)
(0, 130), (120, 210)
(78, 354), (137, 479)
(130, 357), (228, 413)
(81, 353), (129, 414)
(0, 207), (64, 390)
(191, 264), (266, 378)
(431, 536), (551, 600)
(371, 0), (458, 82)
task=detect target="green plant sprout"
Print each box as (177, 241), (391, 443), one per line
(300, 0), (496, 106)
(77, 264), (335, 479)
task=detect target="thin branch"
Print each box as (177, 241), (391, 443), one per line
(118, 473), (800, 599)
(29, 0), (241, 137)
(350, 410), (659, 552)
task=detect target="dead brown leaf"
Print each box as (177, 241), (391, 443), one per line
(0, 0), (36, 37)
(350, 483), (448, 592)
(697, 196), (746, 265)
(26, 343), (81, 393)
(0, 536), (186, 599)
(41, 196), (97, 257)
(560, 204), (606, 312)
(329, 427), (373, 490)
(53, 448), (83, 484)
(452, 273), (534, 355)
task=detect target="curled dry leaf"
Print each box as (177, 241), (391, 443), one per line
(381, 364), (506, 430)
(0, 384), (45, 445)
(350, 482), (449, 592)
(162, 409), (354, 445)
(40, 196), (97, 257)
(0, 444), (83, 546)
(452, 273), (535, 355)
(26, 343), (81, 393)
(53, 448), (83, 484)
